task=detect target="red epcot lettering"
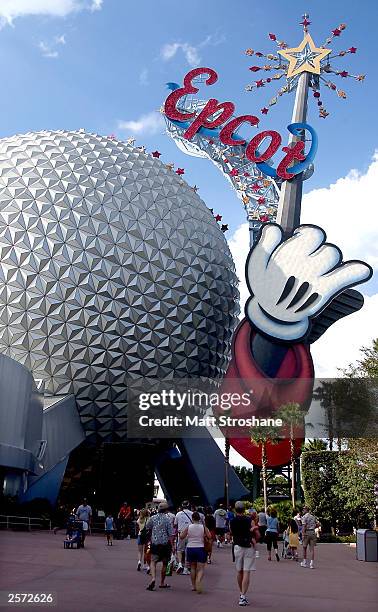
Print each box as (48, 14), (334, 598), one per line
(183, 99), (235, 141)
(219, 115), (260, 146)
(164, 67), (218, 123)
(277, 141), (306, 180)
(246, 130), (282, 163)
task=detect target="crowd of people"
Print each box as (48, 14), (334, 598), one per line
(62, 498), (320, 606)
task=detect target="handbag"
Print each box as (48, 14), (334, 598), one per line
(203, 527), (212, 553)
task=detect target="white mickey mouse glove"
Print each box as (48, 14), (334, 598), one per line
(245, 223), (373, 342)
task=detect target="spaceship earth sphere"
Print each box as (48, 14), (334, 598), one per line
(0, 130), (239, 441)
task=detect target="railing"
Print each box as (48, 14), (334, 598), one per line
(0, 515), (52, 531)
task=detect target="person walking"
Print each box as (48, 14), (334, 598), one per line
(204, 507), (216, 564)
(105, 513), (115, 546)
(174, 501), (193, 575)
(146, 502), (173, 591)
(75, 498), (92, 547)
(118, 501), (132, 539)
(214, 503), (228, 548)
(295, 509), (303, 543)
(136, 508), (150, 571)
(179, 511), (211, 593)
(257, 509), (267, 543)
(301, 506), (318, 569)
(265, 508), (280, 562)
(287, 512), (299, 561)
(230, 501), (260, 607)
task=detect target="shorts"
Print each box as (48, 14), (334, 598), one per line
(150, 543), (171, 563)
(234, 546), (256, 572)
(265, 531), (278, 551)
(186, 547), (207, 564)
(216, 527), (225, 536)
(177, 536), (188, 552)
(303, 532), (316, 550)
(137, 534), (147, 545)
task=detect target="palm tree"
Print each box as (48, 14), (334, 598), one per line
(278, 402), (306, 508)
(250, 425), (281, 512)
(302, 439), (328, 452)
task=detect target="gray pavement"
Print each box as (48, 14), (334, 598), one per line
(0, 532), (376, 612)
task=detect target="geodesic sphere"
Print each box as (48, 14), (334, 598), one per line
(0, 130), (239, 441)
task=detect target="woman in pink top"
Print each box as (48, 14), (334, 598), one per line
(180, 511), (211, 593)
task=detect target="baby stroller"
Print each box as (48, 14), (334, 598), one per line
(281, 530), (292, 559)
(64, 518), (83, 549)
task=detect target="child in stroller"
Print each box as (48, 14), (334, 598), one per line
(281, 529), (292, 559)
(64, 517), (83, 549)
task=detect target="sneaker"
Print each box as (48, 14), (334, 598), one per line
(176, 564), (183, 574)
(300, 560), (308, 568)
(137, 561), (141, 571)
(275, 552), (280, 562)
(255, 551), (259, 558)
(216, 541), (220, 548)
(310, 561), (314, 569)
(182, 568), (190, 575)
(238, 595), (248, 606)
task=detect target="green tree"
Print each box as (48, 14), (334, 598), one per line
(277, 402), (305, 508)
(332, 438), (378, 528)
(302, 439), (327, 452)
(301, 450), (342, 532)
(233, 466), (253, 492)
(250, 425), (281, 512)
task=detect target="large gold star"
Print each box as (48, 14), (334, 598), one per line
(278, 33), (331, 78)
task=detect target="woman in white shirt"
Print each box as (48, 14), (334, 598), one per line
(180, 511), (211, 593)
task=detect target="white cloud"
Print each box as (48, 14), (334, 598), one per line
(228, 152), (378, 376)
(38, 41), (58, 58)
(117, 112), (165, 136)
(90, 0), (102, 10)
(38, 34), (66, 58)
(160, 33), (226, 68)
(161, 42), (201, 67)
(0, 0), (103, 27)
(310, 292), (378, 376)
(139, 68), (149, 87)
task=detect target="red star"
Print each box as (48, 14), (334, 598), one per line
(349, 47), (357, 53)
(301, 18), (311, 28)
(269, 33), (276, 41)
(221, 224), (229, 232)
(230, 169), (239, 176)
(261, 107), (269, 115)
(251, 182), (260, 192)
(256, 80), (265, 88)
(332, 28), (341, 36)
(244, 172), (250, 177)
(259, 214), (269, 222)
(176, 168), (185, 175)
(151, 150), (161, 158)
(339, 71), (348, 78)
(258, 196), (266, 204)
(249, 66), (261, 72)
(215, 214), (222, 222)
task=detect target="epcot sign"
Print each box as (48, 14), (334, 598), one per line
(164, 67), (317, 181)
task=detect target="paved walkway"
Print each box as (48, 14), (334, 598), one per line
(0, 532), (376, 611)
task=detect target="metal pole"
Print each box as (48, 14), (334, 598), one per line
(224, 437), (230, 508)
(276, 71), (309, 237)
